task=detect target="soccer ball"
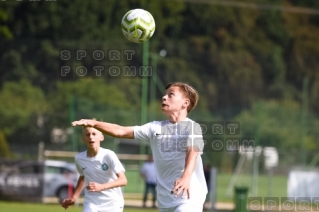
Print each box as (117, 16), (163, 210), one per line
(121, 9), (155, 43)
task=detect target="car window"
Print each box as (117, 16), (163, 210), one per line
(45, 166), (72, 174)
(61, 167), (72, 174)
(45, 166), (60, 174)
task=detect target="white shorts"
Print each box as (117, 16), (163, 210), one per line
(82, 203), (124, 212)
(159, 203), (203, 212)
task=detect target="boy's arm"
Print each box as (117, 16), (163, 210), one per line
(72, 175), (85, 200)
(171, 146), (199, 199)
(61, 176), (85, 209)
(86, 171), (128, 192)
(72, 119), (134, 139)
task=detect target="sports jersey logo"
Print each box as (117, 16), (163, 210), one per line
(154, 132), (163, 139)
(102, 163), (108, 171)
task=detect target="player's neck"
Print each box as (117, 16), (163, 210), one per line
(167, 111), (188, 123)
(87, 147), (100, 157)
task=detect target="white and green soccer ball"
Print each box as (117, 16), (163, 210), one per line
(121, 9), (155, 43)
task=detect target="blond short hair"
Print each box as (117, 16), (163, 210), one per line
(165, 82), (199, 113)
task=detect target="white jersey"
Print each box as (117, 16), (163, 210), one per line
(75, 148), (125, 210)
(140, 161), (157, 184)
(134, 118), (208, 208)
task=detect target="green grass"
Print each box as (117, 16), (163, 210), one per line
(124, 169), (144, 193)
(125, 170), (288, 202)
(0, 201), (157, 212)
(0, 172), (288, 212)
(215, 173), (288, 202)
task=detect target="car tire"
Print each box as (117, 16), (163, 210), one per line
(57, 186), (72, 201)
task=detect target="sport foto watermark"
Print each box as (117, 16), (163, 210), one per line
(160, 137), (255, 153)
(156, 121), (255, 152)
(59, 49), (152, 79)
(249, 197), (319, 211)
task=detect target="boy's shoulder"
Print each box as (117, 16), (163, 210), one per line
(99, 147), (115, 154)
(151, 118), (196, 125)
(146, 118), (198, 128)
(75, 150), (86, 159)
(148, 120), (169, 126)
(75, 148), (117, 159)
(99, 148), (120, 159)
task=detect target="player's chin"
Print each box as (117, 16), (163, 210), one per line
(161, 108), (169, 115)
(86, 143), (95, 148)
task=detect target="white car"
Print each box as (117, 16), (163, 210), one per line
(0, 160), (80, 202)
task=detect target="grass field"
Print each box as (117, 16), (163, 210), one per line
(215, 173), (288, 202)
(0, 171), (288, 212)
(125, 170), (288, 202)
(0, 201), (158, 212)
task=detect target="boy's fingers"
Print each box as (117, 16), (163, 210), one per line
(71, 121), (78, 126)
(171, 185), (178, 194)
(175, 188), (182, 197)
(61, 199), (69, 205)
(182, 189), (187, 199)
(71, 120), (85, 126)
(71, 119), (95, 127)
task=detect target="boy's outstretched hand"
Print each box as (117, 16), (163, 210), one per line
(61, 197), (75, 209)
(72, 119), (95, 127)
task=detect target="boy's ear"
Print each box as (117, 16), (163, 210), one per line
(101, 134), (105, 142)
(183, 99), (190, 108)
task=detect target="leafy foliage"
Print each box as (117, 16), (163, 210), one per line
(0, 131), (13, 159)
(1, 0), (319, 162)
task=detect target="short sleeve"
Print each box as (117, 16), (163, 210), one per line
(107, 151), (125, 174)
(187, 122), (205, 154)
(133, 122), (153, 142)
(75, 160), (84, 176)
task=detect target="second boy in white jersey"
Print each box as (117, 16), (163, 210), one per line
(61, 127), (127, 212)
